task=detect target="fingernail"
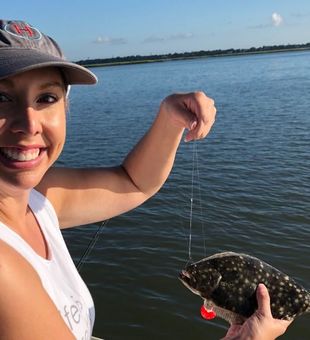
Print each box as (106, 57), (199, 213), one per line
(190, 120), (197, 130)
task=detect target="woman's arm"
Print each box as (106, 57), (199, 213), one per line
(37, 92), (216, 228)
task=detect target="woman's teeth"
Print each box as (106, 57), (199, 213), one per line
(1, 148), (40, 161)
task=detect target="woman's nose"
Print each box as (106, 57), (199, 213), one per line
(10, 106), (42, 136)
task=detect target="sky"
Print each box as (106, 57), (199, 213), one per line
(2, 0), (310, 61)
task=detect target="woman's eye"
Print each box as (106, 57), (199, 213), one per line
(37, 94), (58, 104)
(0, 93), (10, 102)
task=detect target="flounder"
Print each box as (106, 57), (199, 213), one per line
(179, 252), (310, 325)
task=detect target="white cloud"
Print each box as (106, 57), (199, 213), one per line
(170, 33), (194, 40)
(94, 36), (109, 44)
(272, 12), (283, 27)
(143, 35), (165, 43)
(143, 32), (193, 44)
(248, 23), (269, 29)
(94, 36), (127, 45)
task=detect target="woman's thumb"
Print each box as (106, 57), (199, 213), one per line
(256, 283), (273, 317)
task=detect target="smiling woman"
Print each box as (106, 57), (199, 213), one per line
(0, 69), (66, 178)
(0, 19), (218, 340)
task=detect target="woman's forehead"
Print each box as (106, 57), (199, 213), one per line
(0, 67), (65, 88)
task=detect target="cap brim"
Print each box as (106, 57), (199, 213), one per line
(0, 48), (97, 84)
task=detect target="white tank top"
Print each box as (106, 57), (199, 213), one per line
(0, 189), (95, 340)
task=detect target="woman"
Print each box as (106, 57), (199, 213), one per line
(0, 19), (290, 339)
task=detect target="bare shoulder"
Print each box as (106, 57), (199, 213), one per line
(36, 166), (77, 193)
(0, 240), (74, 339)
(35, 167), (79, 216)
(36, 166), (93, 202)
(0, 239), (39, 283)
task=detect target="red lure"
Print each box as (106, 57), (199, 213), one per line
(200, 305), (217, 320)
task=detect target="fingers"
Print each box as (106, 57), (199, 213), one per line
(221, 324), (241, 339)
(256, 283), (273, 318)
(160, 91), (216, 142)
(182, 91), (216, 142)
(185, 117), (214, 142)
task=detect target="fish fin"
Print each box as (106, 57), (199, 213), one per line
(213, 304), (246, 325)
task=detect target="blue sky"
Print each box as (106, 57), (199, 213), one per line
(2, 0), (310, 61)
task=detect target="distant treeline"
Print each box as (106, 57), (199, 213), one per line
(76, 43), (310, 67)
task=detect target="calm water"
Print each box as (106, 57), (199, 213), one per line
(61, 51), (310, 339)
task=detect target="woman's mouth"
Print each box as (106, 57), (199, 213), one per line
(0, 147), (41, 162)
(0, 146), (46, 169)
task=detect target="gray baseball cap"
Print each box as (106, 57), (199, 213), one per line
(0, 19), (97, 84)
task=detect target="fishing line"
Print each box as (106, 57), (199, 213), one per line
(187, 141), (207, 263)
(188, 141), (196, 262)
(77, 220), (108, 272)
(194, 144), (207, 257)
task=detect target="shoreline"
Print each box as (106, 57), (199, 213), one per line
(77, 46), (310, 68)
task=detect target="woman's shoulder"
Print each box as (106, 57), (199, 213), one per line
(0, 239), (75, 339)
(0, 239), (41, 284)
(0, 239), (42, 319)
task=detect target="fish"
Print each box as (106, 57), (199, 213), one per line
(179, 252), (310, 325)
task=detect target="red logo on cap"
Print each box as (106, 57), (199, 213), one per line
(4, 21), (41, 40)
(13, 23), (33, 37)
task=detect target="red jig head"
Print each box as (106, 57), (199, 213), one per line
(200, 305), (217, 320)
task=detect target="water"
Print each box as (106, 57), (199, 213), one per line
(61, 51), (310, 339)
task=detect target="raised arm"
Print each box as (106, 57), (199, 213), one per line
(37, 92), (216, 228)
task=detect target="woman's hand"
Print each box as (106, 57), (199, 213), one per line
(222, 284), (292, 340)
(159, 91), (216, 142)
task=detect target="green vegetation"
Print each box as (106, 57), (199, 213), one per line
(76, 43), (310, 68)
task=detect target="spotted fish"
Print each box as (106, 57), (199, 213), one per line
(179, 252), (310, 325)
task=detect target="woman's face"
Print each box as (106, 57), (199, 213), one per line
(0, 67), (67, 192)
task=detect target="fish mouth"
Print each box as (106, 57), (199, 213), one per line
(179, 269), (191, 284)
(180, 269), (191, 279)
(179, 270), (201, 296)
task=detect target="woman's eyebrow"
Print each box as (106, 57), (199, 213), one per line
(0, 80), (65, 91)
(38, 81), (65, 91)
(0, 78), (14, 88)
